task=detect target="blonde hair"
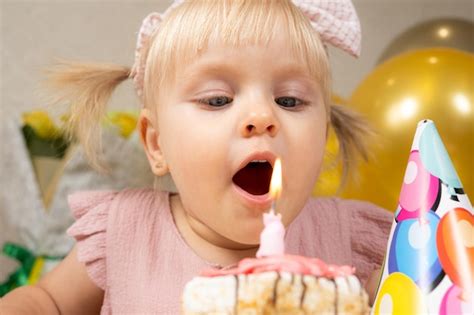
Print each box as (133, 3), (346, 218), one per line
(144, 0), (330, 108)
(42, 0), (371, 188)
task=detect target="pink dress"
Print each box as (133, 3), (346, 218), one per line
(67, 188), (392, 314)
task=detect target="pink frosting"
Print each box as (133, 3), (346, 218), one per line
(256, 211), (285, 258)
(201, 255), (355, 278)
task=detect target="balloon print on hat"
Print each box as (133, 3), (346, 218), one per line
(436, 207), (474, 294)
(440, 284), (473, 315)
(373, 272), (426, 315)
(389, 210), (444, 291)
(397, 150), (440, 222)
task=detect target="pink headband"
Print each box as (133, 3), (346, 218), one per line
(130, 0), (361, 100)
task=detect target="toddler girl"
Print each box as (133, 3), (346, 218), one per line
(1, 0), (392, 314)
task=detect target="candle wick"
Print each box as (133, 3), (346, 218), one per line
(271, 201), (277, 214)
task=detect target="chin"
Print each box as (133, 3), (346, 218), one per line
(224, 228), (261, 247)
(236, 236), (260, 247)
(214, 211), (264, 246)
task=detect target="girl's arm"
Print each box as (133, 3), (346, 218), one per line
(0, 245), (104, 315)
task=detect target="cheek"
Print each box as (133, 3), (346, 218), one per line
(287, 112), (327, 168)
(281, 130), (326, 227)
(282, 113), (327, 208)
(159, 110), (230, 196)
(292, 124), (326, 181)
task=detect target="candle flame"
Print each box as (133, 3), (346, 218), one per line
(270, 158), (282, 200)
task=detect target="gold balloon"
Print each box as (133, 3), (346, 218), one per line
(378, 18), (474, 64)
(342, 48), (474, 211)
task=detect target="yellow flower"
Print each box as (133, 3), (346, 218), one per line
(107, 112), (138, 138)
(22, 111), (60, 139)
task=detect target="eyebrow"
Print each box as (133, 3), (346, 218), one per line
(178, 61), (319, 90)
(272, 64), (319, 85)
(180, 62), (240, 82)
(176, 62), (242, 95)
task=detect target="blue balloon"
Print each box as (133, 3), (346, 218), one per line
(388, 210), (444, 292)
(419, 121), (462, 189)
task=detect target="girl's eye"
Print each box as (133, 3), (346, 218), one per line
(275, 96), (304, 108)
(199, 96), (233, 107)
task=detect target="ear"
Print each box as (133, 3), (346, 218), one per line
(139, 108), (169, 176)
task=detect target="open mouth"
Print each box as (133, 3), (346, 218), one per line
(232, 160), (273, 196)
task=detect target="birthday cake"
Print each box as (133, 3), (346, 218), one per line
(181, 254), (369, 314)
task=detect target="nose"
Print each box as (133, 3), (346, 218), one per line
(240, 106), (279, 138)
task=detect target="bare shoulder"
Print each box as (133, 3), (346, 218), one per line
(37, 245), (104, 314)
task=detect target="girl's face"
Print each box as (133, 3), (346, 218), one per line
(154, 32), (327, 247)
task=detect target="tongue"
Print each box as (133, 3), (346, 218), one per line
(232, 162), (273, 196)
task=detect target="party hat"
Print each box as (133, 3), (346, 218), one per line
(372, 120), (473, 315)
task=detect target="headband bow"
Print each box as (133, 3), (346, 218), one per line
(130, 0), (361, 99)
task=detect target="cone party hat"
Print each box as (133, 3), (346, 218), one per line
(372, 120), (473, 314)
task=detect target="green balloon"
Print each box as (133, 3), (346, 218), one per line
(378, 18), (474, 64)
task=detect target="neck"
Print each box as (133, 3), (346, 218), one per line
(169, 194), (258, 268)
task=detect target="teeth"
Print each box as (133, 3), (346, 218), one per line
(251, 160), (268, 163)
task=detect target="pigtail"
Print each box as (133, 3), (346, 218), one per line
(330, 104), (375, 191)
(41, 59), (131, 171)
